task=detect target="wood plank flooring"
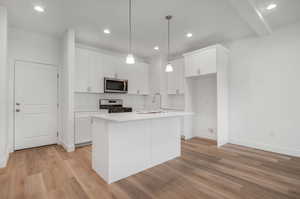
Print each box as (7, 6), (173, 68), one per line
(1, 138), (300, 199)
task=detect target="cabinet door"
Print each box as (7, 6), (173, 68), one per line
(139, 63), (149, 95)
(168, 58), (184, 95)
(167, 65), (178, 95)
(101, 54), (117, 79)
(116, 59), (130, 80)
(184, 54), (197, 77)
(127, 63), (139, 94)
(75, 117), (92, 144)
(75, 48), (90, 92)
(197, 48), (216, 75)
(177, 59), (185, 94)
(89, 51), (103, 93)
(184, 48), (217, 77)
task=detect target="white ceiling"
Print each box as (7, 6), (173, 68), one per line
(0, 0), (299, 59)
(255, 0), (300, 30)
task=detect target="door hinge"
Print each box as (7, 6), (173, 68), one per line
(57, 73), (59, 78)
(57, 132), (59, 137)
(57, 103), (59, 108)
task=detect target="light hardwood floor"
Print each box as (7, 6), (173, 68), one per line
(1, 138), (300, 199)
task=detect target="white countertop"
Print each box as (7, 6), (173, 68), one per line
(92, 111), (193, 122)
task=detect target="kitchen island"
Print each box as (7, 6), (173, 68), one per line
(91, 111), (192, 184)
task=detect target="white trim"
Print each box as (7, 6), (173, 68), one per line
(229, 138), (300, 157)
(0, 150), (9, 168)
(227, 0), (272, 36)
(183, 44), (229, 57)
(193, 134), (217, 141)
(57, 140), (75, 152)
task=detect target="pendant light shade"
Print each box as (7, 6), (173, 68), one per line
(165, 63), (174, 72)
(165, 15), (173, 73)
(126, 0), (135, 64)
(126, 54), (135, 64)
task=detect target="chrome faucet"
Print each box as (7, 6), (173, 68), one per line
(152, 93), (162, 110)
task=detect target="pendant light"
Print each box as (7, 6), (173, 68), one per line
(126, 0), (135, 64)
(165, 15), (173, 72)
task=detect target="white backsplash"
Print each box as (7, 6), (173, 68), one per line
(74, 93), (147, 112)
(166, 95), (185, 110)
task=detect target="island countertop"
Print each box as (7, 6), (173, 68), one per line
(91, 111), (193, 122)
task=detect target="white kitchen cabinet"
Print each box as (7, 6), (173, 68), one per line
(75, 48), (104, 93)
(184, 44), (230, 147)
(122, 62), (149, 95)
(75, 116), (92, 144)
(74, 47), (149, 95)
(126, 64), (139, 94)
(167, 58), (185, 95)
(184, 46), (217, 77)
(75, 48), (91, 92)
(137, 63), (149, 95)
(89, 50), (104, 93)
(101, 53), (117, 79)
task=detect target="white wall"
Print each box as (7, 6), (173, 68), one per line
(0, 6), (8, 168)
(188, 75), (218, 140)
(227, 22), (300, 156)
(7, 28), (62, 152)
(60, 30), (75, 152)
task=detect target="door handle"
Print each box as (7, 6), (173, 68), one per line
(16, 102), (21, 106)
(16, 109), (21, 112)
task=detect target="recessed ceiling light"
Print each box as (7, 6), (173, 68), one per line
(154, 46), (159, 50)
(186, 33), (193, 38)
(103, 29), (111, 34)
(266, 3), (277, 10)
(34, 5), (45, 13)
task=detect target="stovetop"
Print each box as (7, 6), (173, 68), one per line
(108, 107), (133, 113)
(99, 99), (132, 113)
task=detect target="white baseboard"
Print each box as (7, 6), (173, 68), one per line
(57, 140), (75, 152)
(193, 133), (217, 141)
(229, 138), (300, 157)
(183, 135), (194, 140)
(0, 151), (9, 169)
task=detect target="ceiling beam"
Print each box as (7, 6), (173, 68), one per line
(228, 0), (272, 36)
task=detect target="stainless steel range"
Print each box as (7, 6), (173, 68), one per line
(99, 99), (132, 113)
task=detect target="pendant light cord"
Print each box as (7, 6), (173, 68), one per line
(166, 15), (172, 62)
(168, 18), (170, 61)
(129, 0), (132, 54)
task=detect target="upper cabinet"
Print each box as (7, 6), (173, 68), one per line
(74, 47), (149, 95)
(167, 58), (185, 95)
(75, 48), (91, 92)
(136, 62), (149, 95)
(184, 45), (226, 77)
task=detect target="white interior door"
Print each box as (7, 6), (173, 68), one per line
(14, 61), (58, 150)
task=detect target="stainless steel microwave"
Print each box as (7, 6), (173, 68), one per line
(104, 78), (128, 93)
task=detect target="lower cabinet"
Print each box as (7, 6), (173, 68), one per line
(75, 117), (92, 145)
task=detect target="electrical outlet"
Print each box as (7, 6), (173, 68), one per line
(208, 128), (214, 134)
